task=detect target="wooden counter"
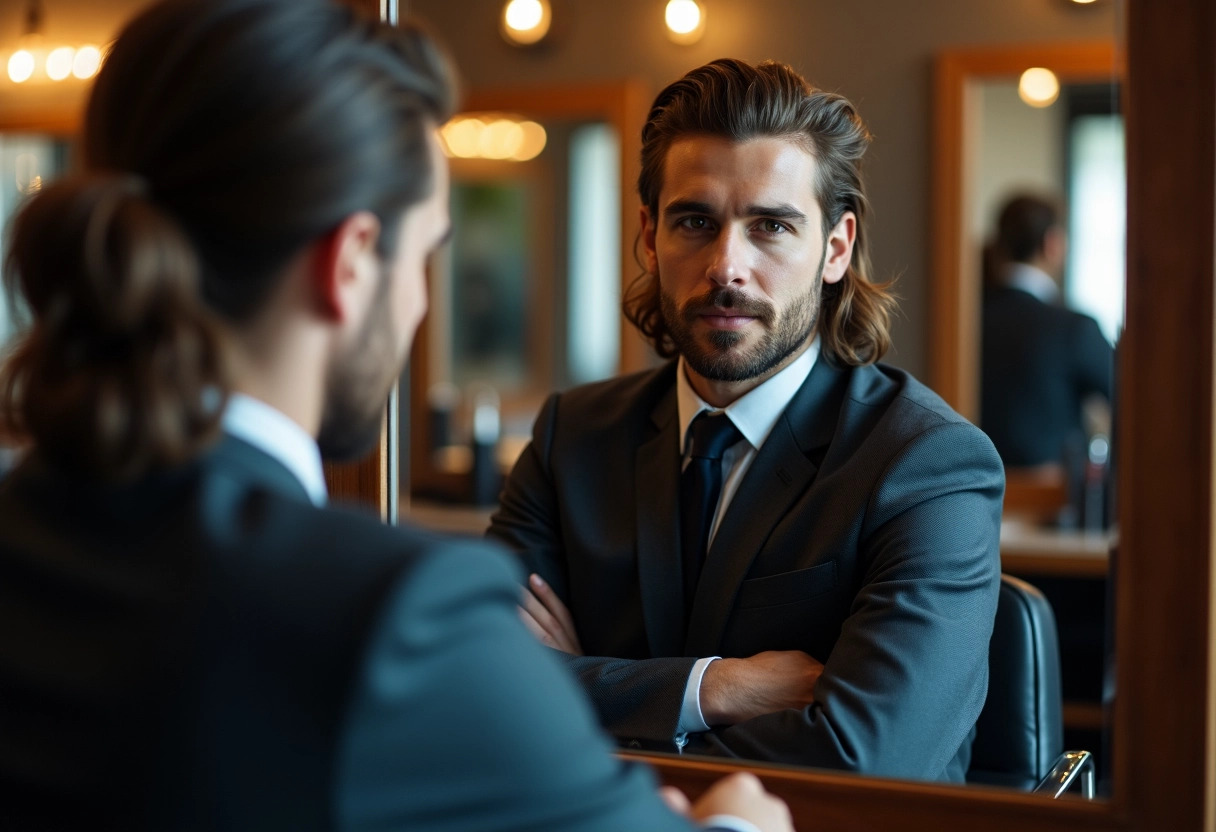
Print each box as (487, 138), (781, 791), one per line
(999, 519), (1114, 579)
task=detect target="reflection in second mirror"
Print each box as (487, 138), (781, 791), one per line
(405, 0), (1122, 799)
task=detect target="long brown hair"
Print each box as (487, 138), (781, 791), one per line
(1, 0), (454, 479)
(624, 58), (895, 366)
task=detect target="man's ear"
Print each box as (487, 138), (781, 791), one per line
(313, 211), (382, 323)
(640, 205), (659, 275)
(821, 211), (856, 285)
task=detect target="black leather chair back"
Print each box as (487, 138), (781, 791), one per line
(967, 574), (1064, 790)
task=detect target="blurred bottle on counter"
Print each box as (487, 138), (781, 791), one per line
(469, 383), (502, 506)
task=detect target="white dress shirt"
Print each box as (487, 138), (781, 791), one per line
(1004, 262), (1060, 304)
(221, 393), (328, 507)
(673, 340), (820, 737)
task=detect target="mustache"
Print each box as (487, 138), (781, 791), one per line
(682, 287), (775, 323)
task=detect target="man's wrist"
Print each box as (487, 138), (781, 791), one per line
(699, 656), (743, 726)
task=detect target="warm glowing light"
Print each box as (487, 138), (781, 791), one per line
(441, 117), (485, 158)
(7, 50), (34, 83)
(665, 0), (706, 44)
(72, 45), (101, 79)
(502, 0), (551, 45)
(46, 46), (73, 80)
(1018, 67), (1060, 108)
(440, 115), (547, 162)
(480, 119), (524, 159)
(512, 121), (547, 161)
(1071, 0), (1098, 4)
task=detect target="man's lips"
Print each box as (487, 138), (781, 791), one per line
(698, 310), (757, 330)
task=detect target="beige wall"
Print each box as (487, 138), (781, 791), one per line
(974, 80), (1065, 249)
(412, 0), (1118, 380)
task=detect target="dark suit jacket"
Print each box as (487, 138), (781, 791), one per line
(0, 436), (699, 831)
(489, 358), (1004, 782)
(981, 286), (1114, 466)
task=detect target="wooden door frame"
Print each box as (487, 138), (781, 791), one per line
(405, 79), (650, 503)
(928, 40), (1121, 420)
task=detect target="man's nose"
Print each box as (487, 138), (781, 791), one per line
(706, 227), (751, 286)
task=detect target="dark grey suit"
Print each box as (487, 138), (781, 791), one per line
(0, 437), (699, 831)
(490, 358), (1004, 782)
(981, 285), (1114, 466)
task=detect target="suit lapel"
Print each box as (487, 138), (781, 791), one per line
(634, 385), (687, 657)
(684, 359), (848, 656)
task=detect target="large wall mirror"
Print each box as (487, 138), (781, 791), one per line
(401, 0), (1216, 829)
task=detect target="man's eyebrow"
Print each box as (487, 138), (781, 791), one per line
(747, 204), (809, 224)
(662, 199), (715, 217)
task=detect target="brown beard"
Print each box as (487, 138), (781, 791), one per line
(317, 268), (399, 462)
(660, 278), (821, 383)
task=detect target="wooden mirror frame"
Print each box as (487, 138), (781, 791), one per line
(195, 0), (1216, 828)
(928, 39), (1121, 421)
(404, 79), (650, 503)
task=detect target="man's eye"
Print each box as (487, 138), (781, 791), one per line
(681, 216), (709, 229)
(761, 219), (787, 234)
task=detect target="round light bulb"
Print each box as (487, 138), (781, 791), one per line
(8, 50), (35, 83)
(665, 0), (706, 45)
(72, 45), (101, 79)
(1018, 67), (1060, 108)
(511, 121), (547, 161)
(46, 46), (74, 81)
(502, 0), (551, 46)
(441, 117), (486, 159)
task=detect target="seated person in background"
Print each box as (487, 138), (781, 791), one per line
(980, 193), (1114, 468)
(490, 58), (1004, 782)
(0, 2), (790, 830)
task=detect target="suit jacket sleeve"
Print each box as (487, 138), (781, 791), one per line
(689, 420), (1003, 780)
(489, 394), (698, 748)
(332, 537), (698, 832)
(1072, 314), (1114, 401)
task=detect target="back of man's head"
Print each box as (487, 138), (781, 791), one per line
(996, 193), (1062, 265)
(1, 0), (455, 479)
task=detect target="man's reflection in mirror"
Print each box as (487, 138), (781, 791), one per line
(489, 58), (1004, 782)
(980, 193), (1115, 526)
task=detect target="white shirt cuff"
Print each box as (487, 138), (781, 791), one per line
(701, 815), (763, 832)
(676, 656), (719, 735)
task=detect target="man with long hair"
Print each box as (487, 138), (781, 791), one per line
(0, 2), (792, 829)
(491, 58), (1004, 782)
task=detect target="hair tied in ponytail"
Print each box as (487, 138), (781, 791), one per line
(2, 171), (232, 479)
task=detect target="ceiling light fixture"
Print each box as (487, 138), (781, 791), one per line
(665, 0), (706, 45)
(501, 0), (551, 46)
(1018, 67), (1061, 108)
(440, 115), (547, 162)
(6, 0), (102, 84)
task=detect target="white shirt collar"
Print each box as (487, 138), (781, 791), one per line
(676, 338), (820, 454)
(1004, 262), (1060, 304)
(221, 393), (328, 506)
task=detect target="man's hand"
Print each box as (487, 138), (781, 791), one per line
(687, 772), (794, 832)
(699, 650), (824, 726)
(518, 573), (583, 655)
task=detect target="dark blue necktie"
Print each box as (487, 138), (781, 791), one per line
(680, 411), (743, 614)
